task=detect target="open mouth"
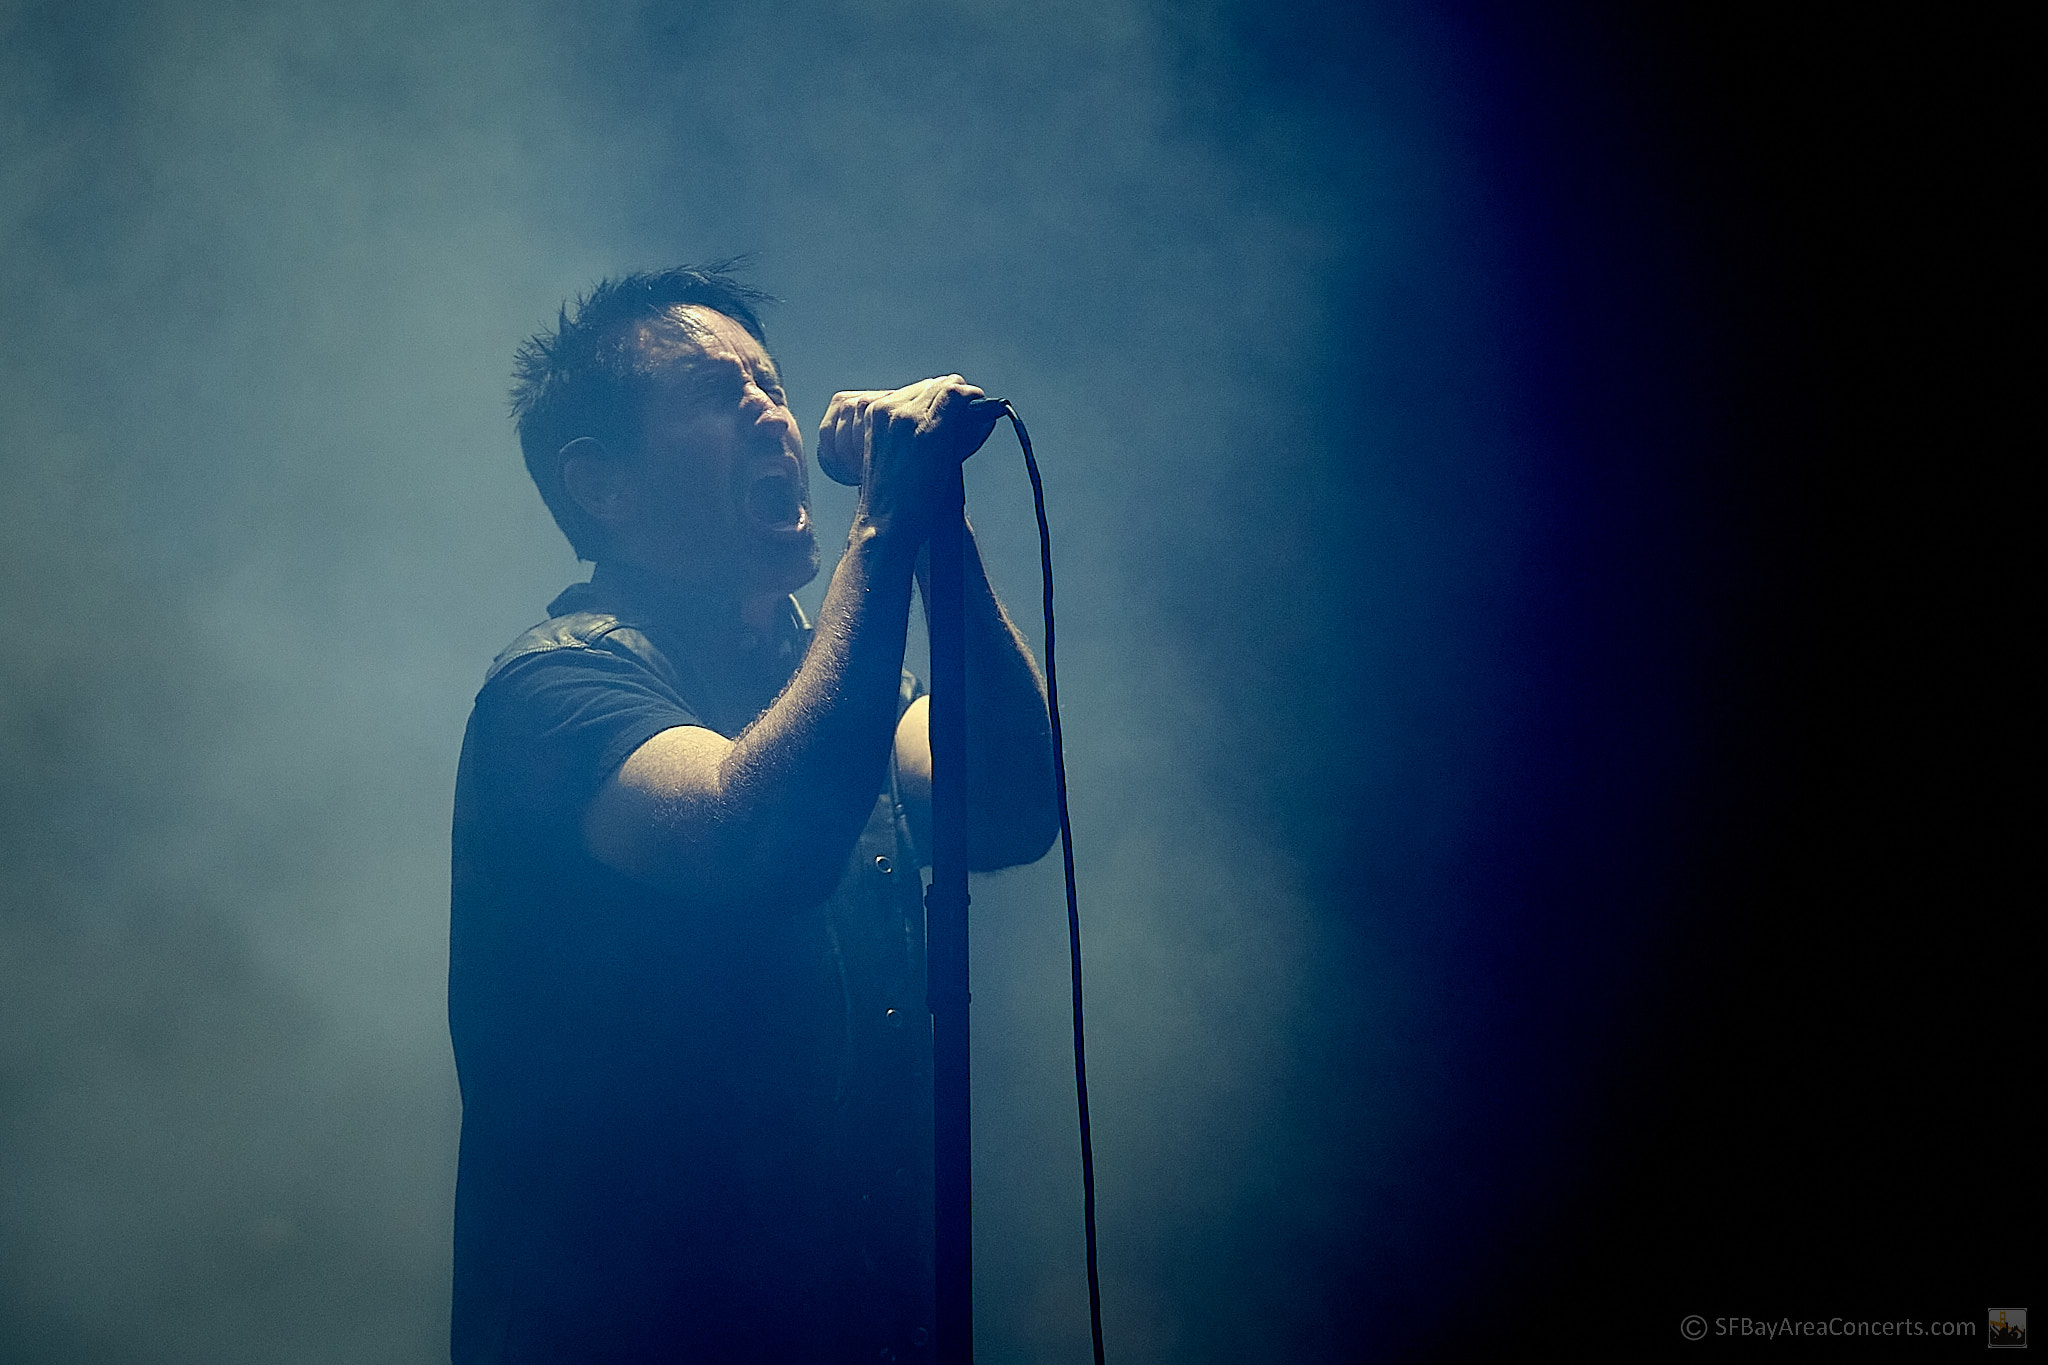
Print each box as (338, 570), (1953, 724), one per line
(744, 468), (809, 535)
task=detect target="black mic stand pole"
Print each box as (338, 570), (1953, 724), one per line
(927, 456), (973, 1364)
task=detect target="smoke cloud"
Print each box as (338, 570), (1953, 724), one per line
(2, 1), (1716, 1360)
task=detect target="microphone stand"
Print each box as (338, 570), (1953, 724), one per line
(926, 457), (974, 1364)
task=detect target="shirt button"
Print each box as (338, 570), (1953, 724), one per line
(884, 1007), (903, 1028)
(874, 855), (893, 875)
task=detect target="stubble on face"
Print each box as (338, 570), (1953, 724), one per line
(623, 308), (819, 602)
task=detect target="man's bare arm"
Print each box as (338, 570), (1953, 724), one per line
(582, 376), (1004, 905)
(582, 523), (918, 905)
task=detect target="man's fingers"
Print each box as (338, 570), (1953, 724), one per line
(830, 379), (980, 424)
(922, 379), (998, 458)
(822, 377), (994, 478)
(817, 390), (896, 486)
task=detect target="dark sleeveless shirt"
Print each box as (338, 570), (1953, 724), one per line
(449, 570), (933, 1363)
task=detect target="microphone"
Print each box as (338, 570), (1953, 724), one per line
(815, 395), (1010, 487)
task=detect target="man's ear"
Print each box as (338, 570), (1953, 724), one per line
(559, 437), (634, 529)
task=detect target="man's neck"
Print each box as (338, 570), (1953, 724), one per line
(589, 560), (787, 660)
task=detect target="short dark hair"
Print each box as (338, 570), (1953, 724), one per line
(510, 260), (777, 560)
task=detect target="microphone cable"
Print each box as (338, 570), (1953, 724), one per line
(993, 400), (1107, 1365)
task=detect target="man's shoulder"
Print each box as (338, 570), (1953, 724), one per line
(473, 579), (814, 719)
(481, 600), (674, 693)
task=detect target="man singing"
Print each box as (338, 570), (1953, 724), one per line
(448, 264), (1057, 1362)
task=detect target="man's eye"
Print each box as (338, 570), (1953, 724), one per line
(680, 372), (736, 402)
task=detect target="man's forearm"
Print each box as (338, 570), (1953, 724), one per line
(711, 525), (920, 899)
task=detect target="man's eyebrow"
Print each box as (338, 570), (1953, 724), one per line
(657, 347), (742, 380)
(633, 319), (780, 390)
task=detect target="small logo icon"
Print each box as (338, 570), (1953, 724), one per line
(1680, 1315), (1708, 1342)
(1989, 1308), (2027, 1349)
